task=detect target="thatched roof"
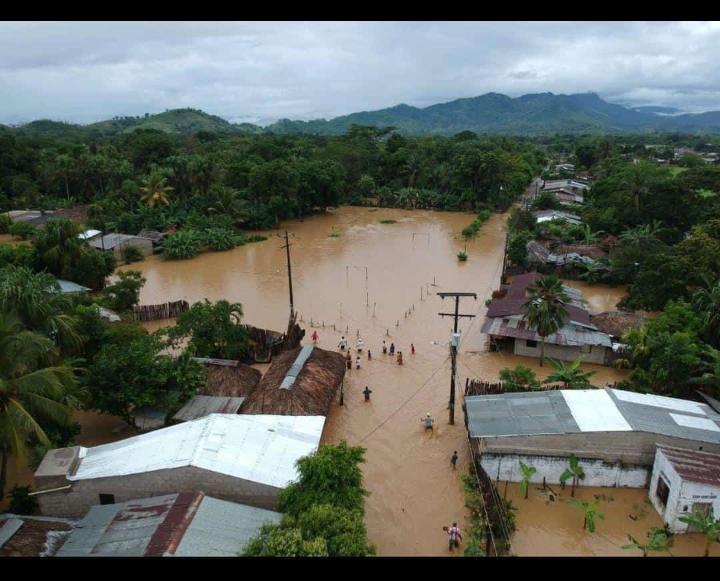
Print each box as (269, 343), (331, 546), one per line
(241, 346), (346, 416)
(192, 358), (262, 397)
(590, 311), (646, 339)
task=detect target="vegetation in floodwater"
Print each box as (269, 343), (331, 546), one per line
(462, 473), (516, 556)
(457, 251), (468, 261)
(329, 227), (341, 237)
(379, 219), (397, 224)
(461, 209), (492, 239)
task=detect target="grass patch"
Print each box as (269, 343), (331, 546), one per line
(379, 219), (397, 224)
(699, 188), (717, 198)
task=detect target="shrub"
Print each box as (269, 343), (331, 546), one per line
(379, 219), (397, 224)
(203, 227), (237, 251)
(461, 209), (492, 239)
(457, 251), (468, 262)
(246, 234), (268, 243)
(162, 229), (202, 259)
(102, 270), (146, 312)
(122, 245), (144, 263)
(0, 213), (12, 233)
(8, 221), (36, 240)
(499, 365), (540, 391)
(8, 485), (39, 515)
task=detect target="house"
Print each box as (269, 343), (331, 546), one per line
(481, 272), (613, 364)
(542, 179), (589, 195)
(3, 210), (57, 228)
(78, 229), (102, 241)
(649, 446), (720, 533)
(590, 311), (646, 342)
(55, 492), (280, 557)
(56, 279), (91, 295)
(136, 229), (166, 247)
(465, 388), (720, 489)
(32, 413), (325, 517)
(173, 358), (263, 423)
(0, 515), (74, 557)
(533, 210), (583, 226)
(240, 345), (346, 417)
(526, 240), (603, 269)
(88, 233), (154, 260)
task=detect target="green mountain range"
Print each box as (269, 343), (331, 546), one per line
(7, 94), (720, 137)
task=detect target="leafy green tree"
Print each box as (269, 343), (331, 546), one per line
(678, 506), (720, 557)
(140, 170), (173, 208)
(522, 275), (570, 366)
(693, 279), (720, 348)
(9, 221), (36, 240)
(202, 227), (237, 251)
(559, 454), (585, 497)
(243, 524), (328, 556)
(690, 346), (720, 397)
(165, 299), (249, 359)
(102, 270), (145, 312)
(518, 461), (536, 500)
(280, 442), (368, 516)
(499, 365), (539, 391)
(568, 498), (604, 532)
(622, 527), (674, 557)
(0, 312), (79, 498)
(544, 358), (596, 389)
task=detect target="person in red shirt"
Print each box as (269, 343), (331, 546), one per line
(445, 522), (462, 551)
(311, 330), (319, 343)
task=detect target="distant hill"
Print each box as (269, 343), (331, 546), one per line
(264, 92), (720, 136)
(8, 94), (720, 138)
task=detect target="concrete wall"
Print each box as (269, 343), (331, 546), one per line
(513, 338), (608, 365)
(36, 466), (281, 518)
(480, 452), (649, 489)
(648, 452), (720, 534)
(475, 433), (720, 467)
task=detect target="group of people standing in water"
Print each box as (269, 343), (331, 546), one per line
(334, 335), (415, 369)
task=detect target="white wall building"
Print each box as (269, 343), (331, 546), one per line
(649, 445), (720, 533)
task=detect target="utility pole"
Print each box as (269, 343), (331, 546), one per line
(277, 231), (295, 319)
(437, 292), (477, 425)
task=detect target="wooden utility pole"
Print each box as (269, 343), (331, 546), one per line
(277, 231), (295, 319)
(437, 292), (477, 424)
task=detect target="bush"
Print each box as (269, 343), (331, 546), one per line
(499, 365), (540, 391)
(9, 221), (36, 240)
(162, 229), (202, 259)
(203, 227), (237, 251)
(8, 485), (39, 515)
(122, 245), (144, 263)
(461, 210), (492, 239)
(246, 234), (268, 243)
(0, 213), (12, 233)
(102, 270), (146, 312)
(457, 251), (468, 262)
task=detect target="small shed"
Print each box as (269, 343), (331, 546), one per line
(241, 345), (346, 416)
(56, 279), (91, 295)
(88, 233), (154, 260)
(173, 395), (246, 423)
(137, 229), (166, 246)
(649, 446), (720, 533)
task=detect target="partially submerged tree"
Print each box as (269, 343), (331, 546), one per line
(523, 274), (570, 366)
(678, 506), (720, 557)
(518, 461), (536, 500)
(559, 454), (586, 497)
(622, 527), (674, 557)
(544, 358), (596, 389)
(102, 270), (146, 312)
(567, 498), (604, 532)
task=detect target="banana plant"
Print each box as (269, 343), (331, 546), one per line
(518, 461), (536, 499)
(560, 453), (585, 497)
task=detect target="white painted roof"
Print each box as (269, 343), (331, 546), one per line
(69, 414), (325, 489)
(670, 414), (720, 433)
(561, 389), (632, 432)
(611, 389), (707, 415)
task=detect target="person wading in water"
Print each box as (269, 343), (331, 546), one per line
(363, 386), (372, 401)
(311, 330), (319, 343)
(444, 522), (462, 551)
(422, 413), (434, 432)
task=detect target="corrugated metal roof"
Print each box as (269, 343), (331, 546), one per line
(56, 279), (91, 294)
(78, 229), (102, 240)
(481, 315), (612, 348)
(656, 446), (720, 487)
(173, 395), (245, 422)
(55, 493), (280, 557)
(280, 344), (314, 390)
(88, 233), (141, 250)
(68, 413), (324, 489)
(466, 388), (720, 445)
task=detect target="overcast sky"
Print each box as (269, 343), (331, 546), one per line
(2, 21), (720, 126)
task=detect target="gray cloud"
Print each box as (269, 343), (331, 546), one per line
(1, 21), (720, 125)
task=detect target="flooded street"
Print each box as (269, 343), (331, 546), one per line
(6, 205), (708, 556)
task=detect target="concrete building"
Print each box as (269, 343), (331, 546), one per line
(33, 413), (325, 517)
(532, 209), (583, 226)
(55, 492), (280, 557)
(88, 233), (154, 260)
(648, 446), (720, 533)
(482, 272), (613, 364)
(465, 388), (720, 489)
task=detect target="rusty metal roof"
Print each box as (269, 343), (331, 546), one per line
(656, 446), (720, 487)
(56, 493), (281, 557)
(481, 315), (611, 348)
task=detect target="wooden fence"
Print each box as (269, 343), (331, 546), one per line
(464, 378), (564, 397)
(132, 300), (189, 322)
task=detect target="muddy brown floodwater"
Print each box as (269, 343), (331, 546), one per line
(6, 206), (705, 556)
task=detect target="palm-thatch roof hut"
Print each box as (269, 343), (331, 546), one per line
(240, 346), (345, 416)
(589, 311), (646, 340)
(192, 357), (262, 397)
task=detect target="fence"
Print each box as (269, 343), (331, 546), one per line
(464, 378), (564, 397)
(132, 300), (189, 322)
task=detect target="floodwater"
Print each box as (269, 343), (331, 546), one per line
(504, 482), (720, 557)
(116, 206), (633, 556)
(563, 280), (628, 314)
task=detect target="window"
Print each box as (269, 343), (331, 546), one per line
(526, 340), (538, 348)
(99, 494), (115, 505)
(655, 476), (670, 508)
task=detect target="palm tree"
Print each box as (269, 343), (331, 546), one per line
(0, 312), (79, 498)
(693, 279), (720, 347)
(690, 346), (720, 394)
(140, 171), (173, 208)
(33, 218), (82, 277)
(622, 528), (674, 557)
(207, 186), (250, 224)
(559, 454), (585, 497)
(523, 275), (570, 366)
(518, 461), (536, 499)
(568, 498), (604, 532)
(544, 358), (597, 389)
(678, 506), (720, 557)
